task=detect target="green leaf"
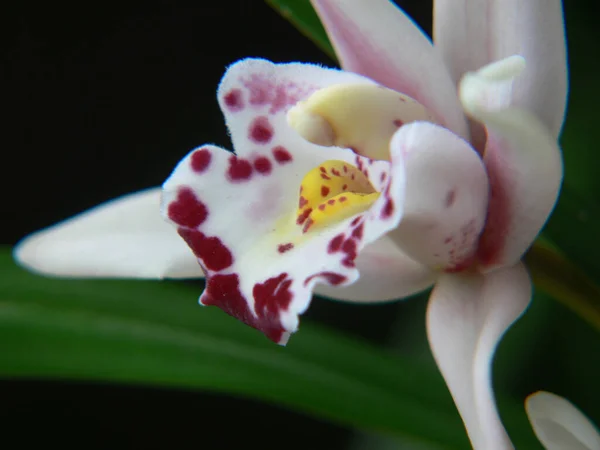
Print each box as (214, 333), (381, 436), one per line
(0, 248), (540, 449)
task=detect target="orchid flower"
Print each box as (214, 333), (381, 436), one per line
(14, 0), (567, 448)
(526, 391), (600, 450)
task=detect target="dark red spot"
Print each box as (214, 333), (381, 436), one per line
(351, 223), (364, 240)
(318, 204), (326, 211)
(393, 119), (404, 128)
(253, 273), (293, 327)
(224, 89), (244, 112)
(331, 168), (341, 176)
(249, 116), (274, 144)
(381, 198), (394, 218)
(304, 272), (347, 286)
(319, 167), (327, 173)
(190, 148), (212, 173)
(342, 184), (348, 190)
(298, 196), (308, 208)
(178, 228), (233, 272)
(380, 172), (387, 183)
(350, 216), (362, 226)
(321, 186), (330, 197)
(320, 173), (331, 180)
(445, 189), (456, 207)
(202, 273), (285, 344)
(302, 218), (314, 233)
(296, 208), (312, 225)
(272, 146), (293, 164)
(327, 199), (335, 205)
(341, 239), (358, 267)
(227, 156), (253, 181)
(339, 196), (347, 202)
(167, 188), (208, 228)
(277, 243), (294, 253)
(343, 165), (348, 173)
(328, 234), (344, 253)
(444, 236), (453, 244)
(254, 156), (272, 174)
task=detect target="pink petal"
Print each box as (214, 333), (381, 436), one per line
(162, 60), (406, 345)
(13, 188), (202, 279)
(526, 391), (600, 450)
(315, 235), (436, 302)
(386, 122), (489, 272)
(460, 64), (563, 270)
(434, 0), (568, 137)
(311, 0), (469, 139)
(427, 262), (531, 450)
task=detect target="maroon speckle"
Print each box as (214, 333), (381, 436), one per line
(381, 198), (394, 218)
(339, 196), (347, 203)
(351, 223), (364, 240)
(320, 173), (331, 180)
(302, 218), (314, 233)
(190, 148), (212, 173)
(319, 167), (327, 173)
(296, 208), (312, 225)
(393, 119), (404, 128)
(321, 185), (330, 197)
(254, 156), (272, 174)
(168, 188), (208, 228)
(327, 199), (335, 205)
(318, 204), (326, 211)
(224, 89), (244, 112)
(298, 196), (308, 208)
(202, 273), (285, 344)
(249, 116), (274, 144)
(277, 243), (294, 253)
(273, 146), (293, 164)
(445, 189), (456, 207)
(178, 228), (233, 272)
(380, 172), (387, 183)
(343, 165), (348, 173)
(444, 236), (453, 244)
(331, 168), (341, 176)
(304, 272), (347, 286)
(341, 238), (358, 268)
(328, 234), (344, 253)
(227, 156), (253, 181)
(253, 273), (293, 322)
(350, 216), (362, 226)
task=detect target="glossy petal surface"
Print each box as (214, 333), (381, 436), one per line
(427, 262), (531, 450)
(14, 188), (202, 279)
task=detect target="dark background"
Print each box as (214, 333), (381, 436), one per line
(2, 1), (598, 449)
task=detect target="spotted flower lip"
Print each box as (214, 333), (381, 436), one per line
(12, 1), (568, 449)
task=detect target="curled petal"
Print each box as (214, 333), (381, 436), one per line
(460, 61), (563, 270)
(14, 188), (202, 279)
(435, 0), (568, 137)
(526, 391), (600, 450)
(315, 235), (436, 302)
(426, 262), (531, 450)
(162, 60), (406, 344)
(386, 122), (489, 272)
(311, 0), (469, 139)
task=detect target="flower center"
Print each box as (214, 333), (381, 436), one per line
(288, 83), (437, 160)
(296, 160), (379, 233)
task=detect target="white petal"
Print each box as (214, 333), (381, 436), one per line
(426, 262), (531, 450)
(434, 0), (568, 137)
(14, 188), (202, 279)
(526, 391), (600, 450)
(162, 60), (406, 345)
(311, 0), (469, 139)
(315, 235), (436, 302)
(386, 122), (489, 271)
(460, 61), (563, 271)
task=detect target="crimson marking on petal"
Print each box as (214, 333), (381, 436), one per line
(190, 148), (212, 173)
(341, 238), (358, 267)
(445, 189), (456, 207)
(351, 223), (364, 240)
(277, 243), (294, 253)
(298, 196), (308, 208)
(254, 156), (272, 174)
(350, 216), (362, 227)
(327, 199), (335, 205)
(178, 228), (233, 272)
(381, 198), (394, 218)
(249, 116), (274, 144)
(319, 167), (327, 173)
(328, 234), (345, 253)
(331, 168), (341, 176)
(321, 173), (331, 180)
(342, 184), (348, 190)
(380, 172), (387, 183)
(318, 204), (326, 211)
(202, 273), (285, 344)
(167, 188), (208, 228)
(296, 208), (312, 225)
(302, 218), (314, 233)
(273, 146), (293, 164)
(227, 156), (253, 181)
(393, 119), (404, 128)
(224, 89), (244, 112)
(321, 185), (330, 197)
(304, 272), (347, 286)
(339, 196), (347, 203)
(253, 273), (293, 323)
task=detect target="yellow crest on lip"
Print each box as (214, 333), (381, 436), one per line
(297, 160), (379, 233)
